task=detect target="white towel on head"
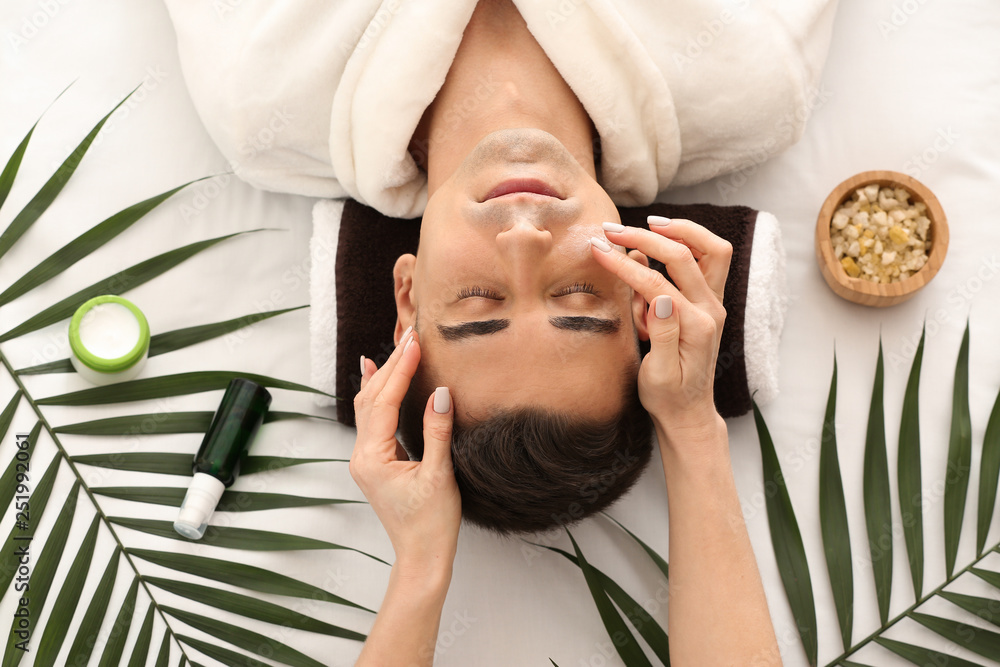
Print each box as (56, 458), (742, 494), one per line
(309, 199), (343, 408)
(164, 0), (838, 216)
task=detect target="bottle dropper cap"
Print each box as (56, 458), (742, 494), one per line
(174, 473), (226, 539)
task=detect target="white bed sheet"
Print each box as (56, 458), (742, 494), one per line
(1, 0), (999, 665)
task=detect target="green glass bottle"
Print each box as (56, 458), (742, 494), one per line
(174, 378), (272, 539)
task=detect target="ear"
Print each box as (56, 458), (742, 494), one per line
(392, 253), (417, 344)
(628, 249), (650, 342)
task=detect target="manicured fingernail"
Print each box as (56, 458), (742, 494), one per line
(360, 355), (366, 376)
(398, 325), (412, 346)
(654, 295), (673, 319)
(403, 335), (415, 354)
(648, 215), (671, 227)
(602, 222), (625, 233)
(433, 386), (451, 414)
(590, 236), (612, 253)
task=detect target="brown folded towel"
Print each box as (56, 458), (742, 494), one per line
(334, 199), (757, 425)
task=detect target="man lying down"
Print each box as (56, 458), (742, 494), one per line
(166, 0), (838, 663)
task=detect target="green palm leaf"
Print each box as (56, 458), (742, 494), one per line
(874, 636), (985, 667)
(108, 517), (388, 564)
(53, 408), (333, 435)
(176, 634), (277, 667)
(566, 530), (652, 667)
(976, 386), (1000, 555)
(66, 547), (122, 664)
(537, 543), (670, 665)
(144, 577), (366, 641)
(129, 549), (373, 613)
(753, 400), (818, 666)
(911, 612), (1000, 661)
(898, 325), (926, 598)
(2, 481), (80, 667)
(163, 606), (326, 667)
(944, 320), (973, 577)
(0, 180), (204, 306)
(33, 514), (100, 666)
(0, 419), (38, 516)
(603, 512), (669, 579)
(0, 454), (61, 604)
(92, 486), (361, 511)
(0, 90), (384, 666)
(863, 340), (893, 626)
(71, 452), (345, 477)
(128, 604), (158, 667)
(17, 306), (309, 375)
(0, 88), (134, 261)
(98, 577), (140, 667)
(0, 230), (267, 343)
(819, 354), (853, 650)
(37, 370), (330, 405)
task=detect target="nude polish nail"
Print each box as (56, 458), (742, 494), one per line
(654, 295), (673, 319)
(433, 386), (451, 414)
(590, 236), (612, 253)
(602, 222), (625, 233)
(398, 325), (412, 346)
(648, 215), (671, 226)
(360, 355), (366, 376)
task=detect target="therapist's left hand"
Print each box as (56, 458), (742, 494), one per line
(351, 329), (461, 575)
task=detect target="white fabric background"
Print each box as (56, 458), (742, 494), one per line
(0, 1), (999, 665)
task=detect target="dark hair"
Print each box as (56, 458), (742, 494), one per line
(398, 362), (654, 535)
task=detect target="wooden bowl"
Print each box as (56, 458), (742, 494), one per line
(815, 170), (948, 307)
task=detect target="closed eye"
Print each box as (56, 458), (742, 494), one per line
(555, 282), (598, 297)
(457, 286), (503, 300)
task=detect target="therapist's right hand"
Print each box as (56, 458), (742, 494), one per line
(592, 218), (732, 440)
(351, 328), (461, 575)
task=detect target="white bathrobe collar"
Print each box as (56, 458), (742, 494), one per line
(329, 0), (682, 218)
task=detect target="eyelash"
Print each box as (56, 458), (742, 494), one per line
(457, 282), (597, 300)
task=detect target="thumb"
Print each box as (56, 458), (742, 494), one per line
(647, 295), (681, 382)
(421, 386), (454, 470)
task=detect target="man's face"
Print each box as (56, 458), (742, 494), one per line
(394, 128), (649, 422)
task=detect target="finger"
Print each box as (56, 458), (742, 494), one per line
(420, 386), (455, 471)
(362, 325), (414, 399)
(644, 293), (683, 391)
(647, 217), (733, 302)
(599, 225), (717, 304)
(366, 332), (421, 434)
(590, 234), (680, 305)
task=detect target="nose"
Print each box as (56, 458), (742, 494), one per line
(495, 219), (553, 275)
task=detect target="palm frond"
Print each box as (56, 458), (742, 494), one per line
(944, 320), (973, 577)
(863, 339), (893, 626)
(0, 91), (372, 666)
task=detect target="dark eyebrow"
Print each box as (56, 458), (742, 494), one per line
(549, 316), (621, 334)
(436, 315), (620, 341)
(437, 319), (510, 340)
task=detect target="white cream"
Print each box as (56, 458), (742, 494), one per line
(79, 302), (142, 359)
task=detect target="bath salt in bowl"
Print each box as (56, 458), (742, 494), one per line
(816, 170), (949, 307)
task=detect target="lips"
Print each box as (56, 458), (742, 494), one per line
(482, 178), (563, 201)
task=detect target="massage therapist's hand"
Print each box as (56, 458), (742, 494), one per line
(591, 217), (732, 437)
(352, 327), (461, 574)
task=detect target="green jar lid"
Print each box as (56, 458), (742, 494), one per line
(68, 295), (150, 373)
